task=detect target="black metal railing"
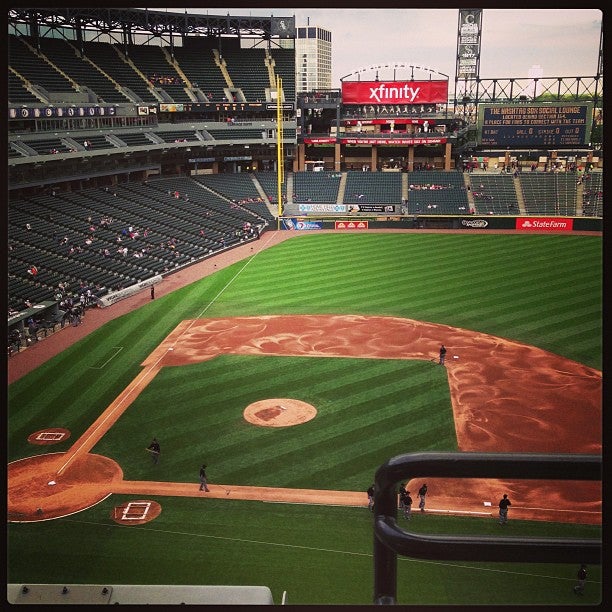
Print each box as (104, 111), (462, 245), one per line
(372, 451), (601, 604)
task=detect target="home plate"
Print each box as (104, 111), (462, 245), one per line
(48, 480), (56, 486)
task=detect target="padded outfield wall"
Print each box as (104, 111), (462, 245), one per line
(280, 215), (602, 232)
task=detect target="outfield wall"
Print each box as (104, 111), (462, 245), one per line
(280, 216), (602, 232)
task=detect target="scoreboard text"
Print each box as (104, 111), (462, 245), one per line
(478, 104), (591, 147)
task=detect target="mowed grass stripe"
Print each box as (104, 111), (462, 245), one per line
(102, 356), (454, 489)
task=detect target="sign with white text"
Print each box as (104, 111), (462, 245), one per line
(341, 80), (448, 105)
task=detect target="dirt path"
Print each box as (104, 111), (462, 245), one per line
(7, 230), (602, 525)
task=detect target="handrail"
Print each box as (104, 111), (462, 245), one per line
(372, 452), (601, 604)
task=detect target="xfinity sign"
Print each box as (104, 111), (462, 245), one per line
(342, 80), (448, 105)
(368, 84), (421, 103)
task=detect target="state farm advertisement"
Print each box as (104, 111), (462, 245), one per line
(515, 217), (574, 232)
(342, 80), (448, 105)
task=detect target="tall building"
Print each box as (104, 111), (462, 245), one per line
(295, 24), (332, 92)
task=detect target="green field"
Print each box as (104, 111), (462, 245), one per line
(7, 232), (602, 605)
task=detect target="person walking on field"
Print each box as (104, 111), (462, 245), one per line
(439, 344), (447, 365)
(418, 483), (428, 512)
(199, 464), (210, 492)
(367, 484), (375, 512)
(147, 438), (160, 464)
(498, 493), (511, 525)
(573, 564), (587, 595)
(400, 486), (413, 520)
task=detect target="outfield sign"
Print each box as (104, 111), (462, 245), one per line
(335, 220), (369, 230)
(282, 219), (322, 230)
(515, 217), (574, 232)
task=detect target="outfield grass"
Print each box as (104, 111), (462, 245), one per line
(7, 232), (602, 605)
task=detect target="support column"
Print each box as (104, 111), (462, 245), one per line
(335, 142), (342, 171)
(371, 146), (378, 172)
(444, 142), (452, 170)
(407, 146), (414, 172)
(297, 143), (305, 172)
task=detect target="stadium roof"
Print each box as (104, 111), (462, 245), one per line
(8, 7), (295, 39)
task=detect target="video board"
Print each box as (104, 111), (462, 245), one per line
(477, 103), (592, 147)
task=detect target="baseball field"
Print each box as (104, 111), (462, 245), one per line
(7, 230), (602, 605)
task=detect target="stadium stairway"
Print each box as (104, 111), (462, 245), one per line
(250, 176), (277, 218)
(336, 172), (348, 204)
(513, 176), (527, 214)
(576, 179), (584, 216)
(401, 173), (409, 203)
(286, 173), (294, 205)
(462, 173), (475, 211)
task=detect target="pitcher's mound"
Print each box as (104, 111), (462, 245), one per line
(244, 399), (317, 427)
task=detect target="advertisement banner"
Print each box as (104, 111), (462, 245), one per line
(297, 204), (347, 214)
(303, 137), (336, 144)
(282, 219), (323, 230)
(341, 80), (448, 105)
(515, 217), (574, 232)
(347, 204), (396, 213)
(341, 137), (446, 145)
(335, 221), (369, 230)
(460, 218), (490, 229)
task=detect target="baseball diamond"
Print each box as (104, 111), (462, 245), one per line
(7, 239), (601, 523)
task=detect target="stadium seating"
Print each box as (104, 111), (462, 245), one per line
(35, 37), (128, 104)
(292, 171), (342, 203)
(172, 40), (229, 101)
(255, 172), (287, 204)
(404, 171), (469, 214)
(343, 171), (402, 205)
(113, 132), (155, 147)
(268, 48), (296, 100)
(9, 35), (76, 100)
(581, 171), (603, 217)
(194, 174), (276, 222)
(468, 174), (520, 215)
(8, 70), (41, 104)
(79, 41), (157, 104)
(124, 44), (193, 104)
(221, 41), (269, 102)
(518, 172), (578, 216)
(8, 174), (274, 308)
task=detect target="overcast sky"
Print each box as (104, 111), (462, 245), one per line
(181, 7), (602, 86)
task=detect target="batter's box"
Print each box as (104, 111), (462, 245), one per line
(119, 502), (151, 520)
(111, 500), (162, 525)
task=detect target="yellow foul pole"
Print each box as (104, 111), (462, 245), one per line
(276, 75), (284, 230)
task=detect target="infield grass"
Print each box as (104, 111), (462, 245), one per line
(7, 232), (602, 605)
